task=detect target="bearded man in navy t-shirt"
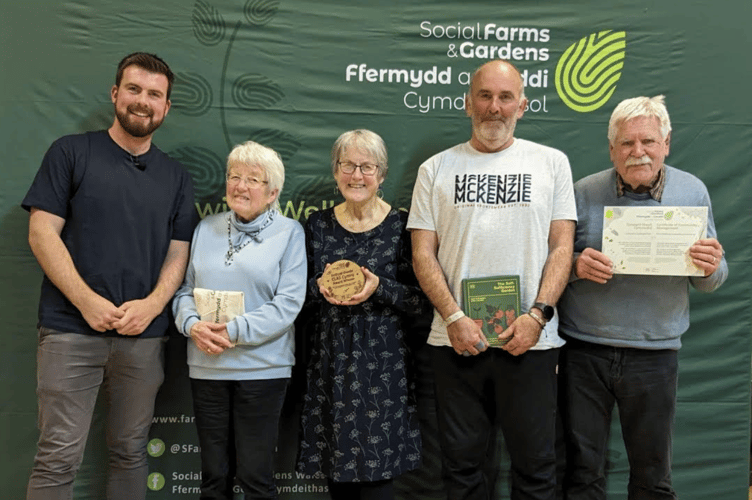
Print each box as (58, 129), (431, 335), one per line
(21, 52), (196, 500)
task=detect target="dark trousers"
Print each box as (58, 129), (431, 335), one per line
(327, 478), (394, 500)
(430, 346), (559, 500)
(27, 329), (166, 500)
(559, 338), (678, 500)
(191, 378), (288, 500)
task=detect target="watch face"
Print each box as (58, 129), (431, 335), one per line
(534, 302), (555, 321)
(542, 305), (554, 321)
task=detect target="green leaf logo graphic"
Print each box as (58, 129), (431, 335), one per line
(555, 31), (626, 113)
(244, 0), (279, 26)
(173, 72), (213, 117)
(231, 74), (284, 110)
(170, 146), (224, 199)
(247, 129), (301, 162)
(192, 0), (226, 46)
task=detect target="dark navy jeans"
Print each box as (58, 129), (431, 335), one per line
(559, 337), (678, 500)
(191, 377), (288, 500)
(430, 345), (559, 500)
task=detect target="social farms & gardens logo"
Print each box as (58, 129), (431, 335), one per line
(555, 30), (627, 113)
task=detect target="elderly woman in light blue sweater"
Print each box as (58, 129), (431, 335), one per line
(173, 141), (306, 500)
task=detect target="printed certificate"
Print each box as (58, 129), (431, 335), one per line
(602, 206), (707, 276)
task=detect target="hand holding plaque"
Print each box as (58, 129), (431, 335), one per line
(319, 260), (366, 302)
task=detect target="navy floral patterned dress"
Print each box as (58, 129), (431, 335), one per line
(296, 207), (426, 483)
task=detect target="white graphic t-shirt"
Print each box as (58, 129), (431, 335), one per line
(408, 139), (577, 349)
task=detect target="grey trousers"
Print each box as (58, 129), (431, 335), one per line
(26, 328), (166, 500)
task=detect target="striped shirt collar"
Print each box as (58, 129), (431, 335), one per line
(616, 165), (665, 201)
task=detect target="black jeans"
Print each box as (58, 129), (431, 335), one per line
(191, 378), (289, 500)
(559, 338), (678, 500)
(327, 478), (394, 500)
(430, 346), (559, 500)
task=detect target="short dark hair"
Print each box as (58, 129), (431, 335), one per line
(115, 52), (175, 100)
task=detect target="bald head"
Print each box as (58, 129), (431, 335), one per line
(465, 59), (528, 153)
(469, 60), (526, 101)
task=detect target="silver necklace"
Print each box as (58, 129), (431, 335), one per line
(225, 211), (274, 265)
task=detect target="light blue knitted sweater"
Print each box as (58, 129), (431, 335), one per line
(173, 210), (306, 379)
(558, 166), (727, 350)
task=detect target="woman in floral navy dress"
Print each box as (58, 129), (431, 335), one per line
(297, 129), (428, 500)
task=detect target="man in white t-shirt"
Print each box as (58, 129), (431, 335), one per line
(407, 59), (576, 499)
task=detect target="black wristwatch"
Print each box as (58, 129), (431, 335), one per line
(531, 302), (554, 321)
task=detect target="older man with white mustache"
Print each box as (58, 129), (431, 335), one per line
(557, 95), (727, 500)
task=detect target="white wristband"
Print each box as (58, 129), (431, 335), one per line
(444, 310), (466, 326)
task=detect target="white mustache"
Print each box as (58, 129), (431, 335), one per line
(625, 155), (651, 166)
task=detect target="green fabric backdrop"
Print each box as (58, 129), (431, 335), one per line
(1, 0), (750, 498)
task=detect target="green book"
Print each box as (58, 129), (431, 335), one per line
(461, 275), (521, 347)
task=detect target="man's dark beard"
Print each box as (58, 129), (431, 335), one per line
(115, 105), (163, 138)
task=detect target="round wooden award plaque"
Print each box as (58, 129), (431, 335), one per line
(320, 260), (365, 301)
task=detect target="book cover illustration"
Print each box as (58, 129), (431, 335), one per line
(461, 275), (521, 347)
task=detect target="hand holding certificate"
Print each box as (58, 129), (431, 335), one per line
(602, 206), (707, 276)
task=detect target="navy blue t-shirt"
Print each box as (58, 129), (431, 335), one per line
(22, 130), (197, 338)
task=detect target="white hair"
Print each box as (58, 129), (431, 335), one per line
(608, 95), (672, 145)
(330, 129), (388, 179)
(226, 141), (285, 211)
